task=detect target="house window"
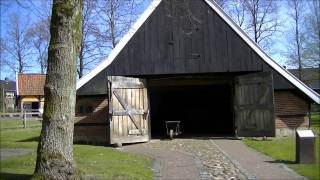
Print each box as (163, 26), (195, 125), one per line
(5, 92), (14, 98)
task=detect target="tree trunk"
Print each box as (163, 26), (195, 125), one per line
(34, 0), (82, 179)
(78, 43), (84, 79)
(292, 0), (303, 80)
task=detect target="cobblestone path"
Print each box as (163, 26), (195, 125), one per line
(123, 139), (247, 180)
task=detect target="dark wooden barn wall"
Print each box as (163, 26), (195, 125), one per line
(74, 95), (109, 144)
(77, 70), (108, 95)
(105, 0), (263, 76)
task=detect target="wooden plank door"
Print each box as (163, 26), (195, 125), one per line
(108, 76), (150, 144)
(234, 72), (275, 137)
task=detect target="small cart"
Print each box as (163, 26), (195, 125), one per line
(165, 121), (181, 139)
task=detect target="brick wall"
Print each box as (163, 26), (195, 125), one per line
(274, 91), (309, 130)
(74, 95), (109, 144)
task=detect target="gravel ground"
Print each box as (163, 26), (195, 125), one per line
(143, 139), (247, 180)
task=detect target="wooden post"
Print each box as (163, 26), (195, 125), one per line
(23, 110), (26, 128)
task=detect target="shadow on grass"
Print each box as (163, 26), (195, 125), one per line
(0, 172), (32, 180)
(265, 159), (296, 164)
(18, 136), (40, 142)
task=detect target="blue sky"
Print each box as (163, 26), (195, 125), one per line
(0, 0), (52, 80)
(0, 0), (307, 81)
(0, 0), (151, 81)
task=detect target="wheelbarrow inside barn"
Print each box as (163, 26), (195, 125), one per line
(149, 84), (234, 138)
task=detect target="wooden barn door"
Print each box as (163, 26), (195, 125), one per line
(234, 72), (275, 137)
(108, 76), (150, 144)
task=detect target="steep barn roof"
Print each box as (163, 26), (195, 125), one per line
(76, 0), (320, 104)
(17, 74), (46, 96)
(0, 79), (16, 92)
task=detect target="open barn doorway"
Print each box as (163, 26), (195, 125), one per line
(149, 84), (234, 138)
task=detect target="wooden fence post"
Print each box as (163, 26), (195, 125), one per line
(23, 110), (26, 128)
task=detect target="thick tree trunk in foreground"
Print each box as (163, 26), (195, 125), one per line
(34, 0), (82, 179)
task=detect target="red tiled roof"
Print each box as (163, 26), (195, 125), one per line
(17, 74), (46, 96)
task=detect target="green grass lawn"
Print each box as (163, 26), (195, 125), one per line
(311, 113), (320, 135)
(243, 113), (320, 180)
(0, 122), (152, 180)
(0, 119), (42, 130)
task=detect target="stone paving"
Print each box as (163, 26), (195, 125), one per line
(213, 139), (306, 180)
(123, 138), (247, 180)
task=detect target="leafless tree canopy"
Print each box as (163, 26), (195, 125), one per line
(242, 0), (279, 46)
(27, 18), (50, 74)
(2, 14), (32, 74)
(285, 0), (319, 71)
(304, 0), (320, 66)
(225, 0), (246, 28)
(78, 0), (144, 78)
(285, 0), (304, 78)
(78, 0), (100, 78)
(2, 0), (318, 79)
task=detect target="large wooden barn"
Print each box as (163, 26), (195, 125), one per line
(74, 0), (320, 145)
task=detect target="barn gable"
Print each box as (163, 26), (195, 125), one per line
(105, 0), (263, 75)
(77, 0), (319, 104)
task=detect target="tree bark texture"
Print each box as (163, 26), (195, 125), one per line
(34, 0), (82, 179)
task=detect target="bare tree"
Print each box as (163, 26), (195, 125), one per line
(225, 0), (246, 28)
(78, 0), (100, 78)
(34, 0), (82, 178)
(285, 0), (305, 79)
(303, 0), (320, 66)
(27, 18), (50, 74)
(77, 0), (144, 78)
(0, 38), (6, 73)
(242, 0), (279, 47)
(2, 14), (32, 74)
(14, 0), (52, 19)
(94, 0), (141, 52)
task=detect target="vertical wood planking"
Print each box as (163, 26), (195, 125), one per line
(150, 7), (159, 74)
(118, 115), (123, 136)
(235, 72), (275, 137)
(135, 89), (139, 110)
(208, 7), (216, 72)
(144, 21), (151, 74)
(114, 115), (119, 136)
(104, 0), (264, 76)
(213, 12), (225, 71)
(158, 3), (167, 74)
(112, 93), (116, 135)
(121, 89), (125, 136)
(109, 77), (149, 144)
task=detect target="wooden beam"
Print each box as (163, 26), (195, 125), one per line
(113, 109), (145, 116)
